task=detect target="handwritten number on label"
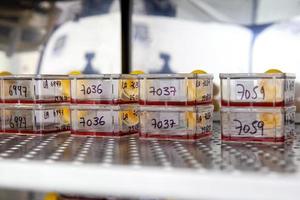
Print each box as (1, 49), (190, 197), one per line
(79, 116), (105, 127)
(43, 80), (62, 88)
(149, 86), (176, 96)
(122, 81), (139, 89)
(122, 80), (139, 89)
(236, 84), (265, 100)
(80, 84), (103, 95)
(9, 116), (27, 129)
(285, 80), (295, 91)
(260, 86), (265, 99)
(128, 124), (139, 131)
(53, 109), (64, 117)
(234, 119), (264, 136)
(8, 85), (27, 97)
(198, 112), (211, 123)
(196, 79), (210, 87)
(55, 96), (68, 101)
(151, 119), (176, 129)
(285, 112), (295, 124)
(201, 125), (211, 133)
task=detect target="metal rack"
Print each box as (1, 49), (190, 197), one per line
(0, 123), (299, 199)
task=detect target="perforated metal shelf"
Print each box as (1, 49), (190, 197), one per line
(0, 123), (300, 200)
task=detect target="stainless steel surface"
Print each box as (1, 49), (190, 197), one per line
(0, 123), (299, 200)
(0, 122), (298, 173)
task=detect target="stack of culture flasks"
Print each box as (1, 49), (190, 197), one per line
(69, 74), (140, 137)
(0, 74), (71, 134)
(220, 71), (296, 143)
(138, 72), (214, 140)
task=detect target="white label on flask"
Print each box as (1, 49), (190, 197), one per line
(147, 79), (182, 101)
(284, 79), (295, 104)
(7, 112), (30, 129)
(76, 80), (111, 100)
(35, 80), (69, 102)
(34, 109), (64, 124)
(226, 112), (282, 138)
(78, 110), (112, 130)
(6, 80), (31, 98)
(232, 80), (265, 101)
(149, 112), (180, 130)
(197, 110), (212, 133)
(230, 114), (264, 137)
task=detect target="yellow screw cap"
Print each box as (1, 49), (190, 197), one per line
(264, 69), (283, 74)
(44, 192), (59, 200)
(191, 69), (207, 74)
(68, 70), (81, 75)
(130, 70), (144, 75)
(0, 71), (12, 76)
